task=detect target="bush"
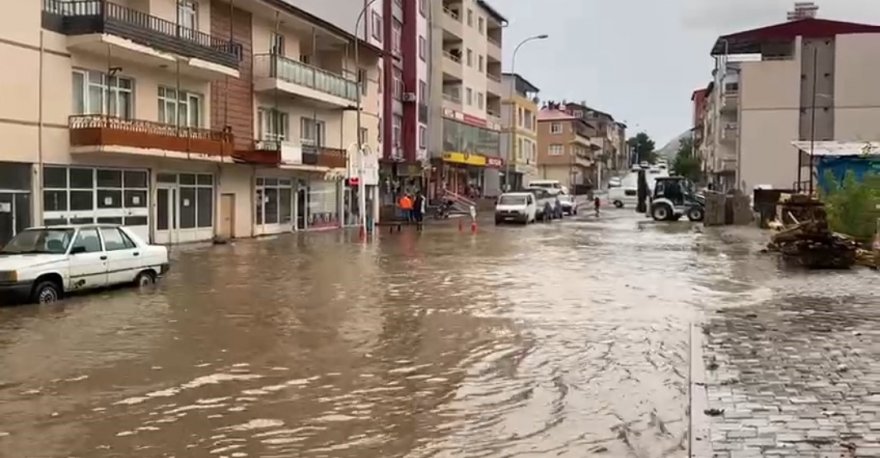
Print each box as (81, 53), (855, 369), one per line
(821, 171), (880, 240)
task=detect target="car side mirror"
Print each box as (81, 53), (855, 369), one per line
(70, 246), (86, 255)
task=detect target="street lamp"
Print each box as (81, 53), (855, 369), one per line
(354, 0), (380, 236)
(506, 34), (548, 191)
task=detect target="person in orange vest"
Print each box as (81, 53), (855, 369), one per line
(398, 193), (414, 221)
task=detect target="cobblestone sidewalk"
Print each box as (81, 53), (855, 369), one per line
(699, 297), (880, 457)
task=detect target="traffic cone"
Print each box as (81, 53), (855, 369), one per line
(471, 221), (478, 233)
(359, 224), (366, 240)
(458, 219), (463, 232)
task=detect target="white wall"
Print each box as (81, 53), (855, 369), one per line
(834, 33), (880, 141)
(739, 56), (802, 190)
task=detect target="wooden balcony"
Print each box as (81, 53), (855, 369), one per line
(234, 142), (347, 169)
(69, 115), (234, 157)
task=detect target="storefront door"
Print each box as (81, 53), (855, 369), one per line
(153, 173), (214, 244)
(154, 184), (176, 245)
(0, 192), (32, 246)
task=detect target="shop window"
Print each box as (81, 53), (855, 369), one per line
(43, 167), (67, 189)
(70, 168), (94, 189)
(97, 190), (123, 209)
(197, 187), (213, 228)
(70, 191), (93, 211)
(43, 191), (67, 212)
(180, 187), (196, 229)
(97, 169), (122, 188)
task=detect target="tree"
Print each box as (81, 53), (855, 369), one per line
(822, 171), (880, 240)
(672, 137), (702, 182)
(627, 132), (657, 164)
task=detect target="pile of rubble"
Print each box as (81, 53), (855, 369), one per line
(767, 206), (859, 269)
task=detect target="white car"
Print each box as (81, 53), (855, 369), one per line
(558, 193), (578, 215)
(609, 186), (639, 208)
(0, 224), (169, 304)
(495, 192), (537, 224)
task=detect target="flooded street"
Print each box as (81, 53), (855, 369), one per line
(0, 210), (875, 458)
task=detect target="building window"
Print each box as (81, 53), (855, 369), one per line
(477, 92), (484, 109)
(270, 32), (285, 56)
(177, 0), (198, 31)
(392, 20), (402, 55)
(419, 0), (426, 17)
(478, 17), (484, 33)
(466, 88), (473, 105)
(392, 68), (403, 99)
(550, 122), (563, 134)
(257, 108), (289, 142)
(549, 144), (564, 156)
(371, 11), (382, 41)
(466, 48), (473, 66)
(419, 79), (427, 100)
(392, 115), (402, 147)
(72, 70), (133, 119)
(419, 36), (427, 61)
(478, 55), (484, 72)
(419, 125), (427, 148)
(158, 87), (203, 128)
(467, 9), (473, 26)
(357, 68), (367, 96)
(300, 117), (325, 146)
(359, 127), (368, 145)
(524, 110), (534, 130)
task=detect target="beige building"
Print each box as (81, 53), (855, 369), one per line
(705, 14), (880, 192)
(500, 73), (539, 190)
(0, 0), (381, 246)
(428, 0), (505, 198)
(536, 105), (596, 191)
(562, 102), (627, 187)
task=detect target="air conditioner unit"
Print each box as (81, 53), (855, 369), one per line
(402, 92), (417, 103)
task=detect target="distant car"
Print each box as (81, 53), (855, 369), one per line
(495, 193), (536, 224)
(527, 179), (569, 196)
(0, 224), (170, 304)
(526, 188), (560, 221)
(558, 193), (578, 215)
(609, 186), (639, 208)
(608, 177), (622, 188)
(639, 161), (650, 169)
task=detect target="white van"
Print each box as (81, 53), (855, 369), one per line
(528, 180), (569, 195)
(609, 187), (639, 208)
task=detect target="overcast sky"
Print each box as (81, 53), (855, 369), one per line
(496, 0), (880, 146)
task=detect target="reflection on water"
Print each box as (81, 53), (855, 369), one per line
(0, 212), (871, 457)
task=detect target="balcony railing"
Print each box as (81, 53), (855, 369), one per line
(442, 92), (461, 103)
(42, 0), (240, 69)
(255, 54), (358, 102)
(69, 115), (234, 156)
(487, 36), (501, 47)
(487, 73), (501, 83)
(443, 50), (461, 63)
(442, 7), (460, 20)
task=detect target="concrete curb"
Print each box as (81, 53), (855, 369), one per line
(689, 320), (713, 457)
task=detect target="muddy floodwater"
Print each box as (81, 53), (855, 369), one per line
(0, 211), (874, 458)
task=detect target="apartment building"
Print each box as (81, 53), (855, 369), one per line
(0, 0), (382, 246)
(427, 0), (505, 198)
(500, 72), (539, 191)
(705, 13), (880, 192)
(536, 105), (596, 191)
(561, 102), (626, 186)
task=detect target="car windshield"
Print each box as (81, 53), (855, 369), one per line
(1, 228), (76, 254)
(499, 195), (527, 205)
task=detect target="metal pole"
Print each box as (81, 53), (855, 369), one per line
(506, 35), (547, 192)
(808, 46), (818, 196)
(355, 0), (380, 233)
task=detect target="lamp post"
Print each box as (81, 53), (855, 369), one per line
(354, 0), (380, 235)
(506, 34), (548, 191)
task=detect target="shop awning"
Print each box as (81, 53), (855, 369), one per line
(791, 141), (880, 157)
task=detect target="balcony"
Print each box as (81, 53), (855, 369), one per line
(234, 141), (346, 169)
(722, 123), (738, 142)
(721, 85), (739, 113)
(69, 115), (234, 159)
(487, 35), (502, 60)
(442, 50), (463, 81)
(442, 91), (462, 109)
(42, 0), (240, 78)
(253, 54), (358, 109)
(441, 7), (462, 38)
(487, 72), (503, 97)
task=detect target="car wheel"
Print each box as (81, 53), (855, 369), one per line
(687, 207), (705, 222)
(651, 204), (672, 222)
(32, 280), (62, 304)
(614, 200), (624, 208)
(135, 270), (156, 287)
